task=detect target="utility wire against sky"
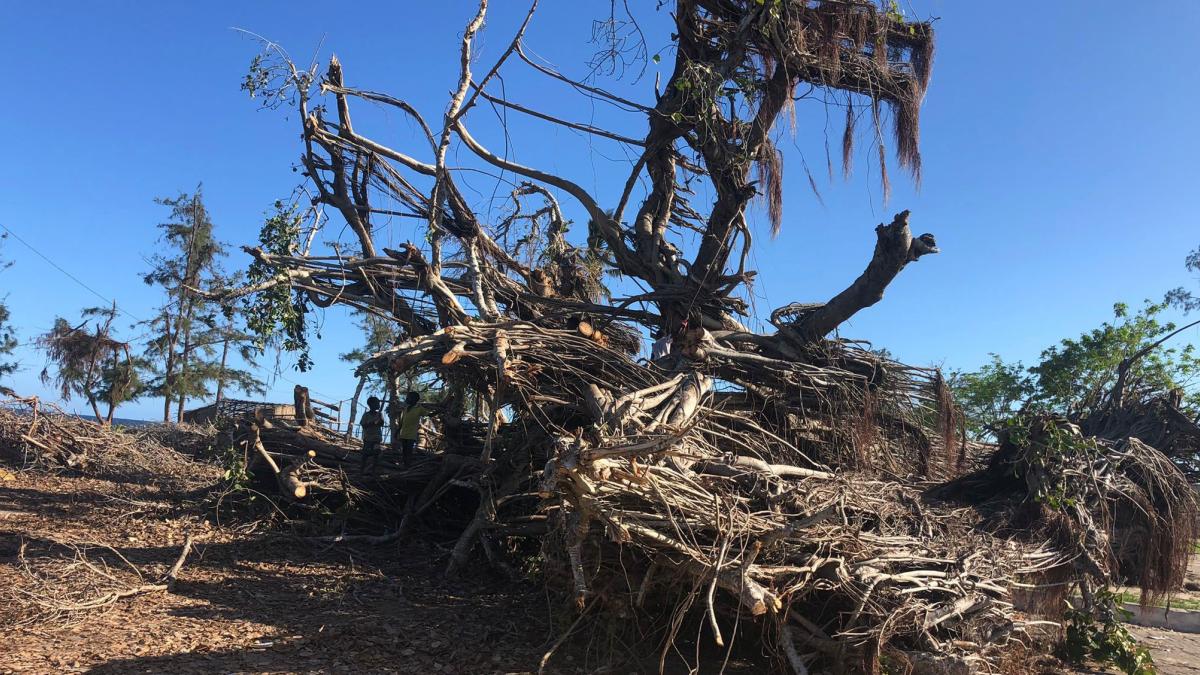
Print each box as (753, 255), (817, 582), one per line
(0, 222), (144, 324)
(1, 221), (349, 403)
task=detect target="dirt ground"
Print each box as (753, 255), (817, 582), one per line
(2, 459), (1198, 674)
(0, 458), (773, 675)
(0, 469), (606, 674)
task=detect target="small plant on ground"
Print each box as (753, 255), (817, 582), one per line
(1061, 589), (1155, 674)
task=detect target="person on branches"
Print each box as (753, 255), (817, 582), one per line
(393, 391), (432, 467)
(359, 396), (385, 475)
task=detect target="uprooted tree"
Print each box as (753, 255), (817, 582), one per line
(221, 2), (1195, 672)
(951, 301), (1200, 482)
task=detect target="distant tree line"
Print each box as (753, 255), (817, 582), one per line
(0, 189), (389, 425)
(950, 245), (1200, 442)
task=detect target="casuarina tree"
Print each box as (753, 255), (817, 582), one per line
(37, 304), (142, 425)
(143, 189), (264, 420)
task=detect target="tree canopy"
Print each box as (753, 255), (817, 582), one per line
(37, 304), (142, 425)
(232, 0), (940, 364)
(951, 301), (1200, 441)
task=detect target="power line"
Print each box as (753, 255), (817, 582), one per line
(3, 222), (349, 404)
(0, 223), (144, 323)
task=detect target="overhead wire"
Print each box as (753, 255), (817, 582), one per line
(3, 222), (349, 406)
(0, 222), (144, 323)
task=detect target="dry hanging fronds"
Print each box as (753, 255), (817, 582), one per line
(755, 138), (785, 236)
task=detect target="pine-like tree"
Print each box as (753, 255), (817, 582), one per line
(338, 313), (400, 368)
(142, 189), (263, 420)
(0, 234), (17, 395)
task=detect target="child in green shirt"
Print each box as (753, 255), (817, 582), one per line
(394, 391), (431, 467)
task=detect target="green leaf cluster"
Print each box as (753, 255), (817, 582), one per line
(1031, 301), (1198, 416)
(948, 354), (1032, 439)
(950, 301), (1199, 439)
(1061, 589), (1155, 675)
(243, 201), (314, 371)
(1165, 243), (1200, 312)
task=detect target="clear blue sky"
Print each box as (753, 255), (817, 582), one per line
(2, 1), (1198, 421)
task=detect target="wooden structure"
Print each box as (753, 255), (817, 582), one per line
(184, 394), (341, 431)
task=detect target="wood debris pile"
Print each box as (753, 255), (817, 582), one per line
(0, 398), (214, 491)
(229, 324), (1193, 673)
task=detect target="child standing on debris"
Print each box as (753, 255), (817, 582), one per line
(359, 396), (385, 475)
(395, 391), (430, 467)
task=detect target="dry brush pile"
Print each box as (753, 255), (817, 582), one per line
(223, 319), (1200, 674)
(0, 397), (217, 491)
(0, 398), (211, 630)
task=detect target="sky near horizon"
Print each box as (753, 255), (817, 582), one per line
(2, 1), (1199, 421)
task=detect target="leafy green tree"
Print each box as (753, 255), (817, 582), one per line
(950, 302), (1200, 439)
(1166, 244), (1200, 312)
(37, 304), (143, 425)
(1029, 301), (1199, 417)
(0, 234), (17, 394)
(242, 200), (314, 371)
(947, 355), (1033, 439)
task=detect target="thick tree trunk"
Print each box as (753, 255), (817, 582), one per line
(789, 211), (939, 343)
(344, 375), (367, 441)
(214, 325), (231, 407)
(161, 318), (177, 423)
(87, 396), (104, 426)
(293, 385), (312, 426)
